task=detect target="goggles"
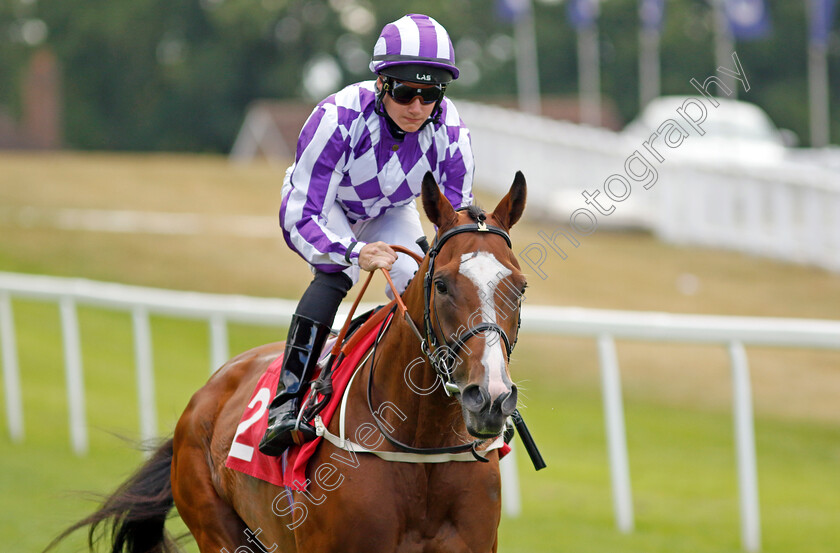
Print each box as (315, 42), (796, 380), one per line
(385, 78), (446, 105)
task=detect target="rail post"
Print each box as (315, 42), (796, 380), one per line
(597, 334), (634, 533)
(0, 292), (24, 442)
(59, 297), (88, 456)
(209, 313), (229, 374)
(729, 341), (761, 552)
(132, 306), (157, 451)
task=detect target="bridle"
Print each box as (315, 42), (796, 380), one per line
(421, 210), (521, 396)
(308, 205), (544, 470)
(364, 209), (523, 460)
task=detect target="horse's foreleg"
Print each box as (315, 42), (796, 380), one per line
(172, 443), (251, 553)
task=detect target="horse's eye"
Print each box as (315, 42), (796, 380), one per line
(434, 280), (448, 295)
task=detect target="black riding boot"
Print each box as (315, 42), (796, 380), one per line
(258, 314), (332, 456)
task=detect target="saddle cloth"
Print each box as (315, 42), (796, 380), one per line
(224, 319), (385, 491)
(224, 317), (510, 492)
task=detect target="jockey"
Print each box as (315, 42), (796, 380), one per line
(259, 14), (474, 456)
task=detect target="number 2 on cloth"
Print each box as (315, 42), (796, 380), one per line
(228, 387), (271, 462)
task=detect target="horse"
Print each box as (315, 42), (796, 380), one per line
(49, 171), (528, 553)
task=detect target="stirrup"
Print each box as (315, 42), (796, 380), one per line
(292, 406), (317, 445)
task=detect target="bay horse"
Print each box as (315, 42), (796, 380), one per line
(49, 171), (528, 553)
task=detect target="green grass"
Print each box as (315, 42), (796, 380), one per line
(2, 301), (838, 553)
(1, 300), (283, 553)
(493, 338), (840, 553)
(1, 152), (839, 552)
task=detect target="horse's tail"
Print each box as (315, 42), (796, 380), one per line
(45, 438), (182, 553)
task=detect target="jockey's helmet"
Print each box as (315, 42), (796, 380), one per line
(369, 14), (459, 85)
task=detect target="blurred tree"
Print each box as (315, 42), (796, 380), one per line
(0, 0), (46, 120)
(0, 0), (835, 150)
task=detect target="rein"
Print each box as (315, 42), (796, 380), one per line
(364, 304), (494, 462)
(360, 213), (519, 461)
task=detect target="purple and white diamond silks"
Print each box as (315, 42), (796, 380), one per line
(369, 14), (459, 79)
(279, 80), (474, 273)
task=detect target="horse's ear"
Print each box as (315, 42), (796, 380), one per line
(491, 171), (527, 230)
(422, 171), (457, 228)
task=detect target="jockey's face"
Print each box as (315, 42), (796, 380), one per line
(378, 77), (438, 133)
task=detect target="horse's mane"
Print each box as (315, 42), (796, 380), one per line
(464, 204), (484, 222)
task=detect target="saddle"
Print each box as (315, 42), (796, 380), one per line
(224, 310), (393, 490)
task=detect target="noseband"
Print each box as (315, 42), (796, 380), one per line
(422, 211), (520, 396)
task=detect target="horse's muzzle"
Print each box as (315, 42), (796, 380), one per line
(461, 383), (518, 438)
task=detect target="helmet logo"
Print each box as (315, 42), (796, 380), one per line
(416, 73), (432, 81)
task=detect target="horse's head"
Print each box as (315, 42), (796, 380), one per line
(420, 171), (527, 439)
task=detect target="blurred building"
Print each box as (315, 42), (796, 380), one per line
(0, 49), (63, 150)
(230, 100), (309, 165)
(229, 95), (622, 165)
(479, 96), (623, 131)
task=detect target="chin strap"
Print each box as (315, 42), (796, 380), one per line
(375, 78), (443, 136)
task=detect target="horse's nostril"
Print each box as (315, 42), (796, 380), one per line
(462, 385), (489, 413)
(496, 385), (518, 417)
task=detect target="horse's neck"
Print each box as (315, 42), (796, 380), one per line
(365, 270), (465, 448)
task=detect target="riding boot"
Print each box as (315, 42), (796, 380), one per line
(258, 315), (332, 456)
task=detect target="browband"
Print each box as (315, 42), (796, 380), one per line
(429, 218), (512, 256)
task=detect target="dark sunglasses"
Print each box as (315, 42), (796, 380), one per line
(385, 79), (446, 105)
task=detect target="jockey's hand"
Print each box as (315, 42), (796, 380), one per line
(358, 242), (398, 272)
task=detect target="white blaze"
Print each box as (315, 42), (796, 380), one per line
(459, 251), (512, 399)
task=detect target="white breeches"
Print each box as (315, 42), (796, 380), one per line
(321, 201), (426, 298)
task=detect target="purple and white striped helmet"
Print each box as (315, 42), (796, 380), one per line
(369, 14), (459, 83)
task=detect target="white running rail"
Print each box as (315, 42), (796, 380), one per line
(457, 100), (840, 274)
(2, 272), (840, 551)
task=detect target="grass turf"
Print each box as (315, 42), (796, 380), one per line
(0, 152), (838, 552)
(2, 302), (838, 552)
